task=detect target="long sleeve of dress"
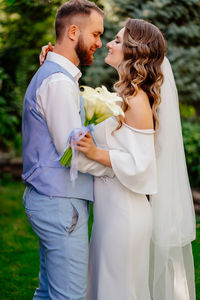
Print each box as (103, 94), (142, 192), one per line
(78, 117), (157, 195)
(106, 120), (157, 195)
(77, 152), (114, 177)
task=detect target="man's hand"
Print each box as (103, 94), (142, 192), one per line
(39, 42), (54, 65)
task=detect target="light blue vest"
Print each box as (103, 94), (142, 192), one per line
(22, 60), (93, 201)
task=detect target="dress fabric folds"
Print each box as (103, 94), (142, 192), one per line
(78, 117), (157, 300)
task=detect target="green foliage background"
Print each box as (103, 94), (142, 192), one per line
(0, 1), (200, 298)
(0, 0), (200, 186)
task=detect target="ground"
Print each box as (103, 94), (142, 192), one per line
(0, 178), (199, 299)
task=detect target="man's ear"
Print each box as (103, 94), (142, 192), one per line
(67, 25), (80, 41)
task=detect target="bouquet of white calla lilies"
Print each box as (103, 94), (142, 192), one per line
(82, 85), (124, 126)
(59, 86), (124, 174)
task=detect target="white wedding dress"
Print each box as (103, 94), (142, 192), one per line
(78, 58), (196, 300)
(78, 116), (157, 300)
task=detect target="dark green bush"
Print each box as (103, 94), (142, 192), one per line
(0, 68), (21, 152)
(182, 120), (200, 188)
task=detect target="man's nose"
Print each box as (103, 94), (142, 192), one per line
(96, 38), (102, 48)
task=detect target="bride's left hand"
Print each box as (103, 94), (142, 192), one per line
(77, 132), (111, 167)
(76, 133), (98, 160)
(39, 42), (54, 65)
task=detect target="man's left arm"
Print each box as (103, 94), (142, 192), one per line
(37, 75), (82, 155)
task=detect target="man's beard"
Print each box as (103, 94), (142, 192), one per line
(75, 35), (94, 66)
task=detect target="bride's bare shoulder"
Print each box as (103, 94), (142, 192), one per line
(124, 89), (154, 130)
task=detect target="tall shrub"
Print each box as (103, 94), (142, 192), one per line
(0, 0), (60, 151)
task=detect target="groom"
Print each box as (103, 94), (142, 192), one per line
(22, 0), (104, 299)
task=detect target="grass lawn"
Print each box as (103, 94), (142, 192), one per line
(0, 179), (199, 299)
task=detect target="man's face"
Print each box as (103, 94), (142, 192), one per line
(75, 10), (104, 65)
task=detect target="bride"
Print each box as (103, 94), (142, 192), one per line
(76, 19), (196, 300)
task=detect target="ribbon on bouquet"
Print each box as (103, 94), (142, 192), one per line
(59, 124), (94, 185)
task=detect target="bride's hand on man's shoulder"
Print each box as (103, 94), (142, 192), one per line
(39, 42), (54, 65)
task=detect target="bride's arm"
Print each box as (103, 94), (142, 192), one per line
(77, 133), (111, 167)
(77, 151), (114, 177)
(77, 133), (114, 177)
(77, 123), (157, 195)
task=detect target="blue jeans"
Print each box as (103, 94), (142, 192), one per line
(23, 186), (89, 300)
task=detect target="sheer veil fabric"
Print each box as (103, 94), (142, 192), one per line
(150, 57), (196, 299)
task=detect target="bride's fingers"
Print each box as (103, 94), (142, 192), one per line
(77, 140), (88, 147)
(48, 42), (54, 51)
(84, 133), (92, 139)
(41, 45), (48, 55)
(79, 137), (89, 143)
(39, 45), (48, 65)
(39, 52), (46, 65)
(39, 43), (54, 65)
(82, 134), (94, 143)
(79, 135), (90, 143)
(76, 145), (87, 152)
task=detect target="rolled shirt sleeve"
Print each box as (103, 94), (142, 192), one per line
(36, 73), (82, 155)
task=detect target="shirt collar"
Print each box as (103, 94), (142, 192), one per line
(46, 52), (82, 82)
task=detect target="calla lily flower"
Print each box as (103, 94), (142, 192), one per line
(60, 85), (125, 168)
(80, 85), (124, 126)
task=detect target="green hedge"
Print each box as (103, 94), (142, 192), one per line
(182, 120), (200, 188)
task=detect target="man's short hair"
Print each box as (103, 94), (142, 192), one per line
(55, 0), (104, 41)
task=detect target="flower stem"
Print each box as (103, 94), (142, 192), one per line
(59, 147), (72, 167)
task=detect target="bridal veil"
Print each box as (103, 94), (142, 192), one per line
(150, 57), (196, 299)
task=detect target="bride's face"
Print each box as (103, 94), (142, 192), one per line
(105, 28), (124, 70)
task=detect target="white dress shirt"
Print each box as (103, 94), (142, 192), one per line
(36, 52), (82, 155)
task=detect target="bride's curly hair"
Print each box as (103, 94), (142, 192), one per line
(114, 19), (166, 132)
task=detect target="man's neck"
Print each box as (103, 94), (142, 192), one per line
(53, 44), (80, 66)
